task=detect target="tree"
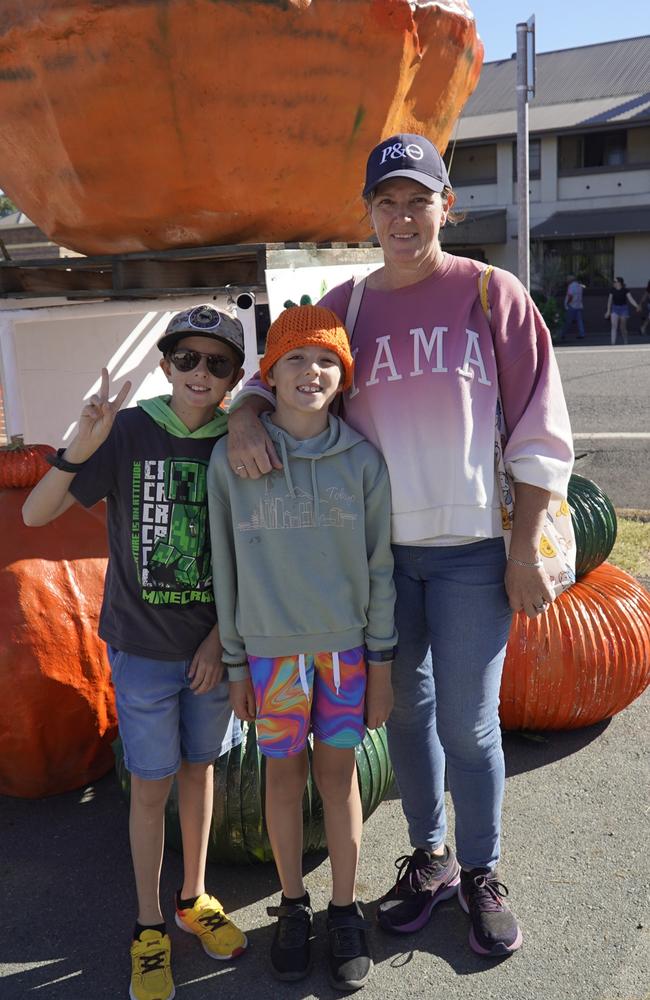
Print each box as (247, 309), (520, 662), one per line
(0, 194), (17, 217)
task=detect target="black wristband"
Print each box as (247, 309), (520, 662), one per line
(45, 447), (87, 473)
(366, 647), (395, 663)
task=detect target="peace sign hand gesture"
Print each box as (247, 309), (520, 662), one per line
(73, 368), (132, 460)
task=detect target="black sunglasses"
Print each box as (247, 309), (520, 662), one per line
(169, 348), (237, 379)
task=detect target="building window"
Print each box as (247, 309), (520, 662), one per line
(512, 138), (541, 180)
(445, 143), (497, 185)
(535, 238), (614, 291)
(558, 130), (627, 172)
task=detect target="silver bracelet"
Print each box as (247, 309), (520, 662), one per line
(508, 555), (544, 569)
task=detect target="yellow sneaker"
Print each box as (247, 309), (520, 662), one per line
(175, 893), (248, 960)
(129, 929), (175, 1000)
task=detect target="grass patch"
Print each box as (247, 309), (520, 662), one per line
(608, 515), (650, 581)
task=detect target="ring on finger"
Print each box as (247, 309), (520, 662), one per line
(235, 465), (247, 473)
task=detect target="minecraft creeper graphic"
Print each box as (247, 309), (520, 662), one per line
(147, 459), (211, 588)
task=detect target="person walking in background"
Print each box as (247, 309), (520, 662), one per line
(605, 276), (640, 345)
(560, 274), (585, 341)
(638, 280), (650, 335)
(225, 133), (574, 960)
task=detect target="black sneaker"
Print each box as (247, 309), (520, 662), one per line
(458, 868), (523, 957)
(376, 846), (460, 934)
(266, 897), (313, 981)
(326, 901), (372, 992)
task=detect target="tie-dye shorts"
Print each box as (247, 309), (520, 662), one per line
(247, 645), (367, 757)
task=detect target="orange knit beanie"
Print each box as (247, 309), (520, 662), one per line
(260, 305), (354, 391)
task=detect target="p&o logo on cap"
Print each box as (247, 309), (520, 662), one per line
(379, 141), (424, 165)
(187, 305), (221, 331)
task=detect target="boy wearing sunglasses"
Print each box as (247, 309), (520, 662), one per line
(23, 305), (248, 1000)
(207, 305), (396, 992)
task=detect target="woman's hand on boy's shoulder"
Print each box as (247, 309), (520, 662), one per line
(188, 626), (224, 694)
(229, 678), (256, 722)
(365, 664), (393, 730)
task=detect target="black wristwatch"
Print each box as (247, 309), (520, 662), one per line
(45, 447), (87, 473)
(366, 647), (395, 663)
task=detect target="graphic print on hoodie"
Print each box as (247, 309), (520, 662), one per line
(207, 412), (397, 666)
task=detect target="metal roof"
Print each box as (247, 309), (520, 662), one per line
(457, 35), (650, 141)
(530, 205), (650, 239)
(0, 210), (35, 229)
(441, 209), (507, 247)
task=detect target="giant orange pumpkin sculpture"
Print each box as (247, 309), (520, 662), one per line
(500, 563), (650, 731)
(0, 0), (483, 254)
(0, 485), (116, 798)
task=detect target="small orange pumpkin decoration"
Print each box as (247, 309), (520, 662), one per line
(0, 486), (116, 798)
(0, 0), (483, 253)
(0, 438), (55, 489)
(500, 563), (650, 731)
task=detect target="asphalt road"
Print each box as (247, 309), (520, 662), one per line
(1, 692), (648, 1000)
(555, 335), (650, 512)
(1, 333), (649, 1000)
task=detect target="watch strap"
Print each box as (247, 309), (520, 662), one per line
(365, 647), (395, 663)
(45, 447), (87, 473)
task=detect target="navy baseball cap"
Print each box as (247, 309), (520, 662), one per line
(157, 304), (245, 363)
(363, 133), (451, 198)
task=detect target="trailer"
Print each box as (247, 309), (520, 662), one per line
(0, 241), (383, 445)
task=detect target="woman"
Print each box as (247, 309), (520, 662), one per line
(226, 133), (574, 959)
(638, 279), (650, 335)
(605, 276), (639, 345)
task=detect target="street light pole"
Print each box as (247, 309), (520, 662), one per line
(516, 16), (535, 290)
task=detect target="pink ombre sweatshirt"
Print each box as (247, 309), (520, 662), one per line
(238, 253), (574, 545)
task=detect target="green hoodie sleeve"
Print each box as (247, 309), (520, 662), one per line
(362, 452), (398, 653)
(207, 440), (247, 667)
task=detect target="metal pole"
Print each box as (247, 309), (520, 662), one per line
(235, 291), (258, 391)
(516, 20), (530, 289)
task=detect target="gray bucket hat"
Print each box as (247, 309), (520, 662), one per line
(157, 304), (245, 363)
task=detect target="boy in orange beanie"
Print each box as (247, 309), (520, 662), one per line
(207, 305), (396, 992)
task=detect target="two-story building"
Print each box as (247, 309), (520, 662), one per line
(441, 34), (650, 322)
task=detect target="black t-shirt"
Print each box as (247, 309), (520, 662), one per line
(611, 287), (628, 306)
(70, 407), (224, 660)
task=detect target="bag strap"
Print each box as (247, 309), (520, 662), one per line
(344, 275), (367, 344)
(478, 264), (494, 324)
(477, 265), (514, 538)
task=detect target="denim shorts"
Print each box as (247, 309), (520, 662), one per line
(108, 646), (241, 780)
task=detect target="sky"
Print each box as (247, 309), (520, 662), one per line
(469, 0), (650, 63)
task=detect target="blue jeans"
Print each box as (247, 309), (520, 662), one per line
(561, 306), (585, 337)
(386, 538), (512, 870)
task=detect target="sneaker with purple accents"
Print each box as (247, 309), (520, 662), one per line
(376, 846), (461, 934)
(458, 868), (523, 957)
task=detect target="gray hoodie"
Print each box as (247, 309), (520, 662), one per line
(208, 412), (396, 671)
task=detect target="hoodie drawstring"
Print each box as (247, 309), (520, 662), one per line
(297, 653), (310, 698)
(278, 436), (296, 497)
(297, 651), (341, 698)
(310, 459), (319, 527)
(331, 650), (341, 695)
(277, 437), (321, 529)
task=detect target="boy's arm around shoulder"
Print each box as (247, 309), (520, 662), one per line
(207, 438), (248, 671)
(361, 444), (397, 656)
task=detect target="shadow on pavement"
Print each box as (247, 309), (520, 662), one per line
(379, 717), (611, 802)
(502, 718), (611, 777)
